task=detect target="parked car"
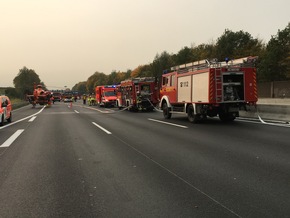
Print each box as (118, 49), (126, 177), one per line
(0, 95), (12, 126)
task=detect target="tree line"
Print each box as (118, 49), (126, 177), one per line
(74, 23), (290, 93)
(5, 23), (290, 97)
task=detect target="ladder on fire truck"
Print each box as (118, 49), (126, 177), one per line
(214, 68), (223, 103)
(169, 56), (258, 74)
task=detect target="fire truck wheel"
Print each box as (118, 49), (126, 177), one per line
(162, 102), (171, 119)
(219, 112), (236, 122)
(187, 105), (199, 123)
(7, 112), (12, 123)
(0, 115), (4, 126)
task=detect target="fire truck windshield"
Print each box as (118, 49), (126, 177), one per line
(104, 91), (115, 97)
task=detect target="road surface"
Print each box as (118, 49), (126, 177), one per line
(0, 102), (289, 217)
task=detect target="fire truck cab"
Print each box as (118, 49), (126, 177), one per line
(116, 77), (159, 111)
(159, 56), (258, 122)
(95, 85), (117, 107)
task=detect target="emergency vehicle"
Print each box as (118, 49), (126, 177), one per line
(116, 77), (159, 111)
(159, 56), (258, 122)
(95, 85), (117, 107)
(62, 91), (73, 102)
(26, 84), (52, 107)
(52, 92), (62, 103)
(0, 95), (12, 126)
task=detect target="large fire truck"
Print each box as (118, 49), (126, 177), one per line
(159, 56), (258, 122)
(116, 77), (159, 111)
(95, 85), (117, 107)
(26, 84), (52, 107)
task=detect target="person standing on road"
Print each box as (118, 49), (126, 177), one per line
(88, 95), (92, 106)
(83, 94), (87, 104)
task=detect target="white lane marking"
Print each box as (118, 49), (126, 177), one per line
(0, 129), (25, 147)
(0, 106), (46, 130)
(148, 118), (188, 129)
(86, 106), (103, 112)
(74, 110), (79, 114)
(28, 116), (37, 122)
(92, 122), (112, 134)
(77, 105), (115, 113)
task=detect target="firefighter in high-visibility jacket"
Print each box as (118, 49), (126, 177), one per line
(90, 95), (96, 106)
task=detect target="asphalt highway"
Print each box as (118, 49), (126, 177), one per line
(0, 101), (289, 217)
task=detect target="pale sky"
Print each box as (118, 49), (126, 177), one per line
(1, 0), (289, 89)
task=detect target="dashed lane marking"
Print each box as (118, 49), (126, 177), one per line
(28, 116), (37, 122)
(0, 129), (25, 148)
(148, 118), (188, 129)
(0, 106), (45, 130)
(92, 122), (112, 134)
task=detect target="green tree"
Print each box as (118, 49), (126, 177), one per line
(215, 29), (264, 61)
(173, 46), (194, 65)
(192, 43), (217, 60)
(130, 65), (151, 78)
(72, 81), (87, 94)
(107, 71), (129, 85)
(108, 70), (129, 84)
(86, 72), (108, 93)
(13, 67), (44, 98)
(125, 69), (132, 79)
(107, 71), (118, 85)
(258, 23), (290, 81)
(150, 51), (173, 79)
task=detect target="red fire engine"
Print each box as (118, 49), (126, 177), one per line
(159, 56), (258, 122)
(116, 77), (159, 111)
(95, 85), (117, 107)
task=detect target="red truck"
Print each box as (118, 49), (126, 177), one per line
(52, 92), (62, 103)
(116, 77), (159, 111)
(95, 85), (117, 107)
(159, 56), (258, 122)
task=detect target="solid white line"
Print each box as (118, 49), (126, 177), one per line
(0, 106), (46, 130)
(148, 118), (188, 129)
(92, 122), (112, 134)
(0, 129), (25, 147)
(74, 110), (79, 113)
(28, 116), (37, 122)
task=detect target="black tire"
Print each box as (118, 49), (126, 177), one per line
(219, 112), (236, 122)
(187, 105), (199, 123)
(162, 102), (171, 119)
(7, 112), (12, 123)
(0, 115), (4, 126)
